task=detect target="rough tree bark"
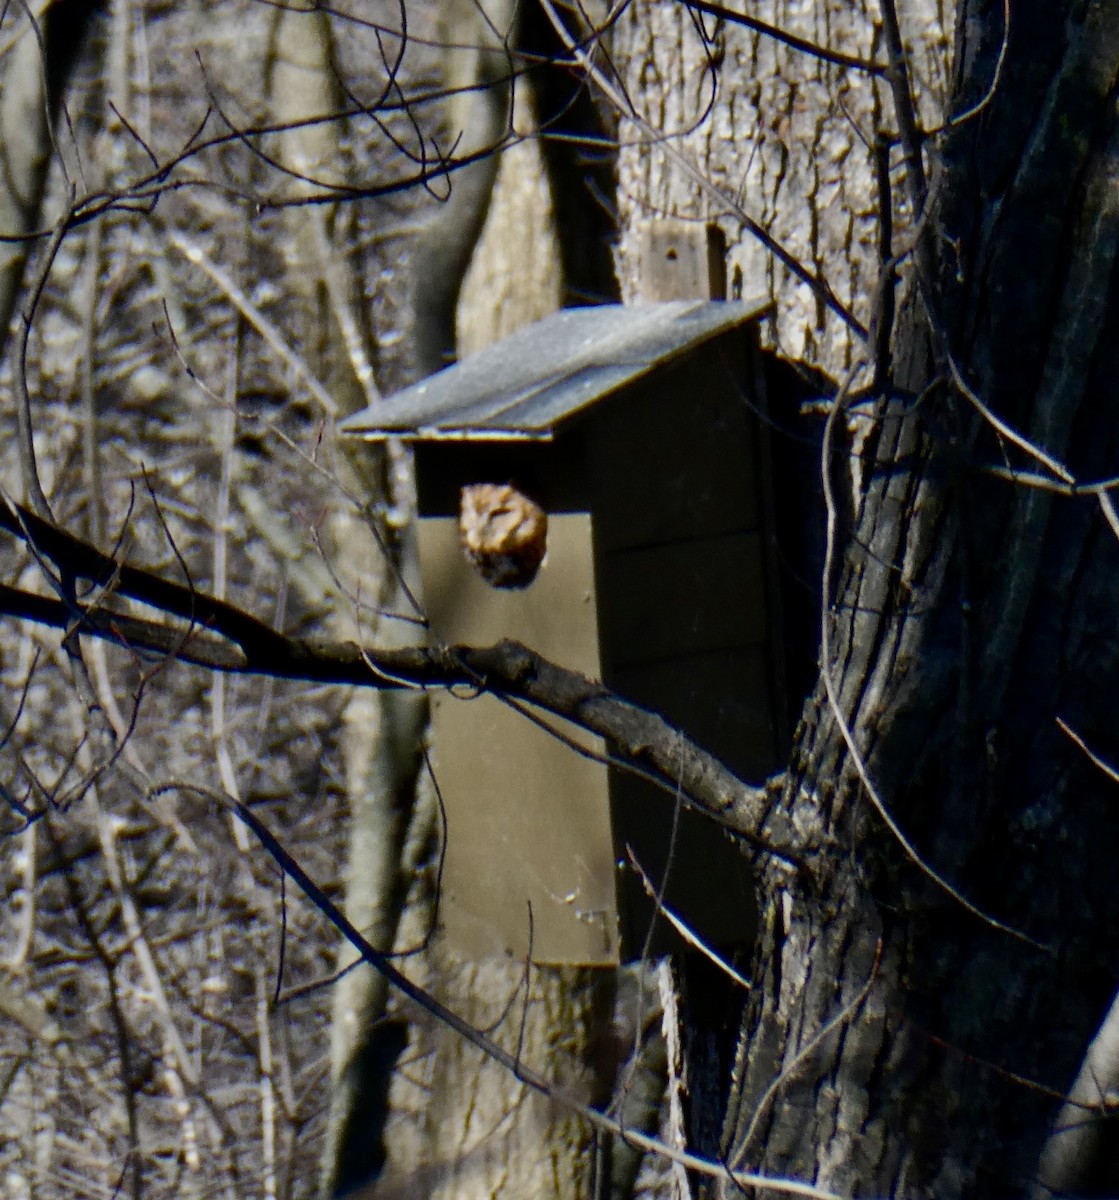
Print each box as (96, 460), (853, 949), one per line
(616, 1), (1119, 1196)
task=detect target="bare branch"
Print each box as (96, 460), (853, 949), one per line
(0, 494), (791, 857)
(178, 781), (851, 1200)
(677, 0), (883, 76)
(14, 201), (70, 520)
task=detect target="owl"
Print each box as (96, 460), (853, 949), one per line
(458, 483), (548, 589)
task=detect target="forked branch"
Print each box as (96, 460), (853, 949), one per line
(0, 494), (797, 860)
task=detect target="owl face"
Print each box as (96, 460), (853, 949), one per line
(458, 483), (549, 589)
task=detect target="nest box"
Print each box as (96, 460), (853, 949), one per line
(340, 299), (786, 966)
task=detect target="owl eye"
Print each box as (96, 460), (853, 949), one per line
(458, 484), (549, 589)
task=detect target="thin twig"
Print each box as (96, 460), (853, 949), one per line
(628, 848), (752, 990)
(164, 780), (849, 1200)
(819, 372), (1043, 948)
(164, 229), (339, 417)
(1098, 493), (1119, 546)
(732, 940), (882, 1166)
(870, 134), (897, 395)
(947, 352), (1075, 485)
(1056, 718), (1119, 787)
(15, 201), (72, 520)
(879, 0), (926, 210)
(977, 465), (1119, 496)
(678, 0), (883, 75)
(943, 0), (1010, 130)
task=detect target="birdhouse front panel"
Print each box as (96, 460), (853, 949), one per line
(419, 513), (620, 965)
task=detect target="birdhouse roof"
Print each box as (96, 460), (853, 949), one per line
(339, 299), (769, 442)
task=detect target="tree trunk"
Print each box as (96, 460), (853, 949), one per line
(363, 8), (617, 1199)
(618, 2), (1119, 1195)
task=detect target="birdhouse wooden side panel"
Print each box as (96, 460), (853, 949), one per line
(609, 647), (778, 779)
(584, 327), (779, 761)
(584, 332), (760, 554)
(595, 531), (769, 667)
(580, 326), (778, 956)
(418, 514), (621, 965)
(610, 768), (759, 954)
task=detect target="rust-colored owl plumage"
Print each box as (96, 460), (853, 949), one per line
(458, 483), (548, 588)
